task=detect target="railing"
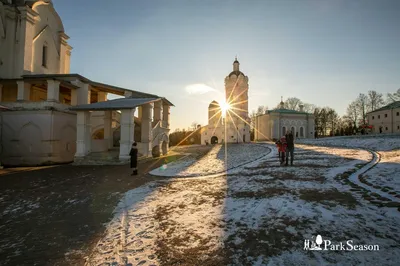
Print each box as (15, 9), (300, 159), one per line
(152, 120), (170, 146)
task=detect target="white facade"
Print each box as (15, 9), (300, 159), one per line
(0, 1), (172, 166)
(201, 59), (251, 144)
(0, 0), (72, 79)
(255, 102), (315, 141)
(367, 101), (400, 134)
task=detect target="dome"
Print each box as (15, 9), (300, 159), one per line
(228, 70), (245, 77)
(209, 100), (219, 107)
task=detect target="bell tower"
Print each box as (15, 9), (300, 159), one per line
(224, 57), (249, 121)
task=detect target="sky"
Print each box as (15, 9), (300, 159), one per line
(54, 0), (400, 131)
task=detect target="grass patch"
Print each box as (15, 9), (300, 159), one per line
(268, 171), (325, 182)
(224, 217), (309, 265)
(299, 188), (359, 209)
(231, 187), (291, 199)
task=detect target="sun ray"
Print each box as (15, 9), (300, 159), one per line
(228, 99), (248, 107)
(227, 87), (248, 106)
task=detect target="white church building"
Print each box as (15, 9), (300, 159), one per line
(201, 58), (251, 145)
(255, 100), (315, 141)
(0, 0), (173, 166)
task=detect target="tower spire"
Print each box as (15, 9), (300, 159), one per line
(233, 56), (239, 71)
(280, 96), (285, 109)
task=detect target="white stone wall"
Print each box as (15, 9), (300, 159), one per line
(0, 2), (71, 79)
(255, 113), (315, 141)
(1, 110), (76, 166)
(368, 107), (400, 134)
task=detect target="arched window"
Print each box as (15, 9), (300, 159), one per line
(291, 127), (295, 135)
(300, 127), (304, 137)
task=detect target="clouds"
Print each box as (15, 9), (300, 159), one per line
(185, 84), (217, 95)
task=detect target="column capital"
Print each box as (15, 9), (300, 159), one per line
(47, 79), (61, 86)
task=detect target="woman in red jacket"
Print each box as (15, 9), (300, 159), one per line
(276, 136), (287, 165)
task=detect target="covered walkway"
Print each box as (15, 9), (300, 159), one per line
(70, 96), (173, 163)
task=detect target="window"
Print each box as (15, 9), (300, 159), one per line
(398, 125), (400, 130)
(42, 45), (47, 67)
(397, 112), (399, 116)
(372, 116), (374, 120)
(385, 127), (388, 130)
(378, 115), (380, 119)
(385, 114), (387, 118)
(300, 127), (304, 137)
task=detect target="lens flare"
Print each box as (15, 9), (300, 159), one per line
(220, 101), (231, 117)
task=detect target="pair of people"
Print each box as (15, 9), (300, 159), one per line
(275, 131), (294, 166)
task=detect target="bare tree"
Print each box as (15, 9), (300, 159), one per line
(356, 93), (368, 125)
(326, 108), (339, 136)
(367, 90), (384, 112)
(387, 88), (400, 103)
(191, 121), (199, 131)
(302, 103), (317, 113)
(256, 105), (268, 115)
(250, 105), (268, 129)
(319, 108), (329, 136)
(346, 101), (359, 129)
(284, 97), (302, 110)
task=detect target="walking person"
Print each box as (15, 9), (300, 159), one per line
(277, 136), (287, 165)
(285, 131), (294, 166)
(129, 142), (138, 175)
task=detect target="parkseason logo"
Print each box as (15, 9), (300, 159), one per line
(304, 234), (380, 251)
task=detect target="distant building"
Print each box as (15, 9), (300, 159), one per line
(255, 100), (315, 141)
(201, 58), (251, 145)
(367, 101), (400, 134)
(0, 0), (173, 166)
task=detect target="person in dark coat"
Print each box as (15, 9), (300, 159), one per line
(285, 131), (294, 166)
(129, 142), (138, 175)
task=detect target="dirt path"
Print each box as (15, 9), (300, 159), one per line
(0, 153), (188, 266)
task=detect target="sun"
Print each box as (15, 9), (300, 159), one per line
(220, 101), (231, 117)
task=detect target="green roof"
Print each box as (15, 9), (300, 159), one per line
(266, 108), (310, 115)
(367, 101), (400, 114)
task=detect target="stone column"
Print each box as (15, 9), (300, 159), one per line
(153, 100), (162, 124)
(97, 92), (107, 102)
(47, 80), (60, 102)
(71, 80), (90, 105)
(104, 110), (113, 149)
(119, 108), (135, 160)
(75, 111), (91, 157)
(141, 103), (153, 156)
(138, 106), (142, 119)
(162, 104), (170, 128)
(16, 81), (31, 101)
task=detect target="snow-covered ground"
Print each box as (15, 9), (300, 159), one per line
(86, 138), (400, 265)
(363, 150), (400, 195)
(150, 143), (270, 177)
(297, 135), (400, 151)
